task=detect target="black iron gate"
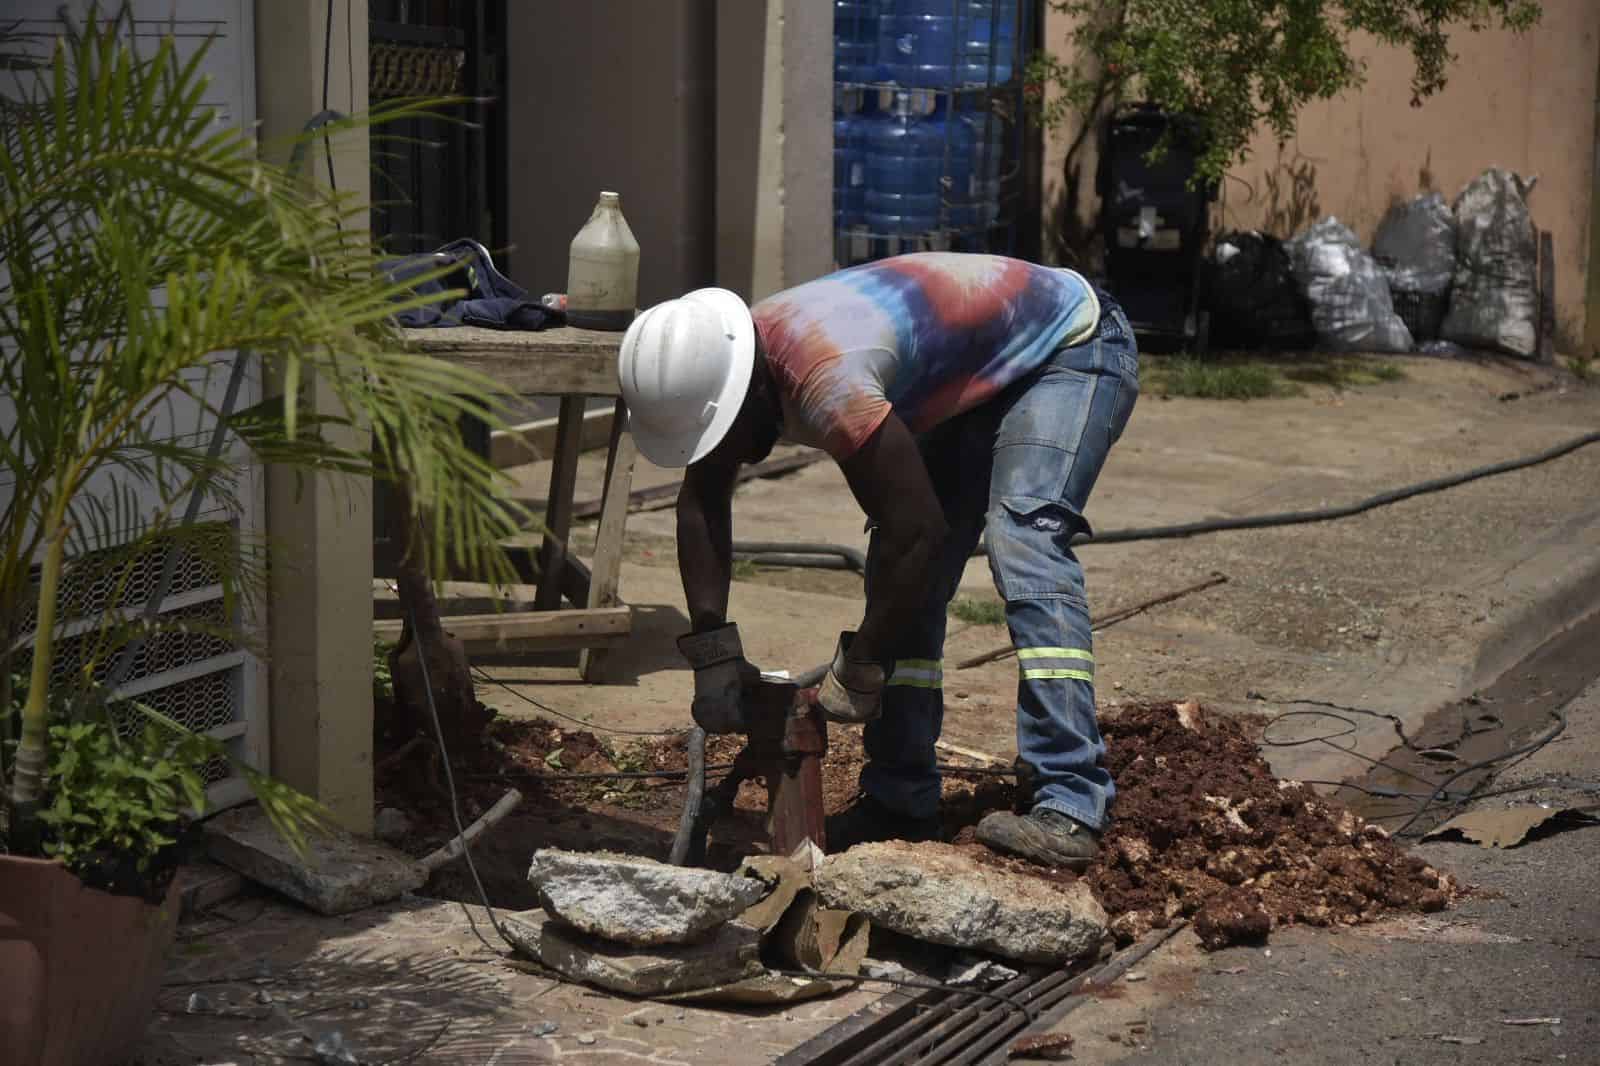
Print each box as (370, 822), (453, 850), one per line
(368, 0), (506, 256)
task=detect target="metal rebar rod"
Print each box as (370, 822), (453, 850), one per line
(667, 726), (705, 866)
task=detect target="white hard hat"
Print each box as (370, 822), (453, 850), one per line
(617, 288), (755, 468)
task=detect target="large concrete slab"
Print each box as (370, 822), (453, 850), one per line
(204, 806), (424, 916)
(501, 908), (765, 998)
(526, 849), (770, 946)
(815, 841), (1107, 965)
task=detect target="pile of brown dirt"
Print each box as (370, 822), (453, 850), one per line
(1083, 702), (1454, 949)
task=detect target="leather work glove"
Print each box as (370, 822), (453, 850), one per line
(677, 623), (760, 734)
(815, 631), (888, 724)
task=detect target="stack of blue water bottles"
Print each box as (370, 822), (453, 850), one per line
(833, 0), (1021, 266)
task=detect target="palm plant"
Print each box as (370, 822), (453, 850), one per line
(0, 19), (525, 858)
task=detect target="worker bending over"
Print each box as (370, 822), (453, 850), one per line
(618, 252), (1138, 869)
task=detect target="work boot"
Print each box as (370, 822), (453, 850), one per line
(825, 793), (942, 853)
(975, 807), (1101, 871)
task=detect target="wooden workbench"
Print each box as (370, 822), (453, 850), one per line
(401, 325), (638, 680)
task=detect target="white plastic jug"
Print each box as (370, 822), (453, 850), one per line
(566, 191), (640, 331)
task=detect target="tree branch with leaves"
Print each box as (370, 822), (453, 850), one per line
(1030, 0), (1543, 186)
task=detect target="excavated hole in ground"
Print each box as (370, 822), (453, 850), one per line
(374, 700), (1454, 950)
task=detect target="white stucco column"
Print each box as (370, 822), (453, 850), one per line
(255, 0), (375, 834)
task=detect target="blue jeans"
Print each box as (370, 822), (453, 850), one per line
(861, 294), (1139, 829)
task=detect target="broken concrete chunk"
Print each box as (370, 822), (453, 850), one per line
(204, 806), (425, 916)
(500, 909), (763, 997)
(527, 849), (769, 946)
(772, 890), (869, 975)
(736, 855), (811, 933)
(814, 842), (1107, 965)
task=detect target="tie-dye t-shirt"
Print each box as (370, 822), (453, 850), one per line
(750, 253), (1100, 460)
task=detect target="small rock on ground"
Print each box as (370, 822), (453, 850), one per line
(527, 849), (769, 946)
(501, 909), (764, 997)
(373, 807), (413, 844)
(815, 841), (1107, 965)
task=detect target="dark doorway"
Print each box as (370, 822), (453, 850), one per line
(369, 1), (508, 579)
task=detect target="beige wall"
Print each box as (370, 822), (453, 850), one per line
(504, 0), (718, 309)
(503, 0), (831, 309)
(716, 0), (833, 301)
(1042, 0), (1600, 348)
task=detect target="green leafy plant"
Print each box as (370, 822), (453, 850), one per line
(0, 19), (525, 860)
(374, 637), (396, 702)
(1030, 0), (1543, 184)
(39, 721), (207, 898)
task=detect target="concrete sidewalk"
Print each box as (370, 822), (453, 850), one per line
(493, 355), (1600, 785)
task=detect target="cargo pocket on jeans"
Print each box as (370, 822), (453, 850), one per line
(985, 497), (1091, 606)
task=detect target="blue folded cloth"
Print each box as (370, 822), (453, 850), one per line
(382, 238), (564, 330)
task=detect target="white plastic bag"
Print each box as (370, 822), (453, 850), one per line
(1439, 169), (1539, 358)
(1286, 217), (1414, 353)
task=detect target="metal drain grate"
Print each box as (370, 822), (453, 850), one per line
(775, 924), (1185, 1066)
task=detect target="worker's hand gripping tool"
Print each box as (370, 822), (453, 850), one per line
(669, 678), (828, 868)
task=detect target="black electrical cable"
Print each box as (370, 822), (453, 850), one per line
(732, 429), (1600, 573)
(467, 765), (736, 782)
(472, 668), (677, 737)
(1251, 693), (1418, 748)
(1297, 775), (1600, 805)
(1255, 690), (1573, 836)
(408, 604), (519, 954)
(1392, 706), (1569, 838)
(1260, 710), (1446, 793)
(377, 578), (676, 737)
(320, 0), (338, 198)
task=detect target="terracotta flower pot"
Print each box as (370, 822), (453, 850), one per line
(0, 854), (181, 1066)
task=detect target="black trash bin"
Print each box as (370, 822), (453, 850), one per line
(1097, 104), (1216, 351)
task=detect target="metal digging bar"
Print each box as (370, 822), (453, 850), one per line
(669, 679), (827, 868)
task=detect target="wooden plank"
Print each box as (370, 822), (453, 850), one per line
(535, 396), (587, 610)
(580, 399), (639, 680)
(402, 326), (622, 397)
(489, 405), (617, 468)
(372, 579), (540, 621)
(373, 605), (632, 648)
(1539, 229), (1557, 363)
